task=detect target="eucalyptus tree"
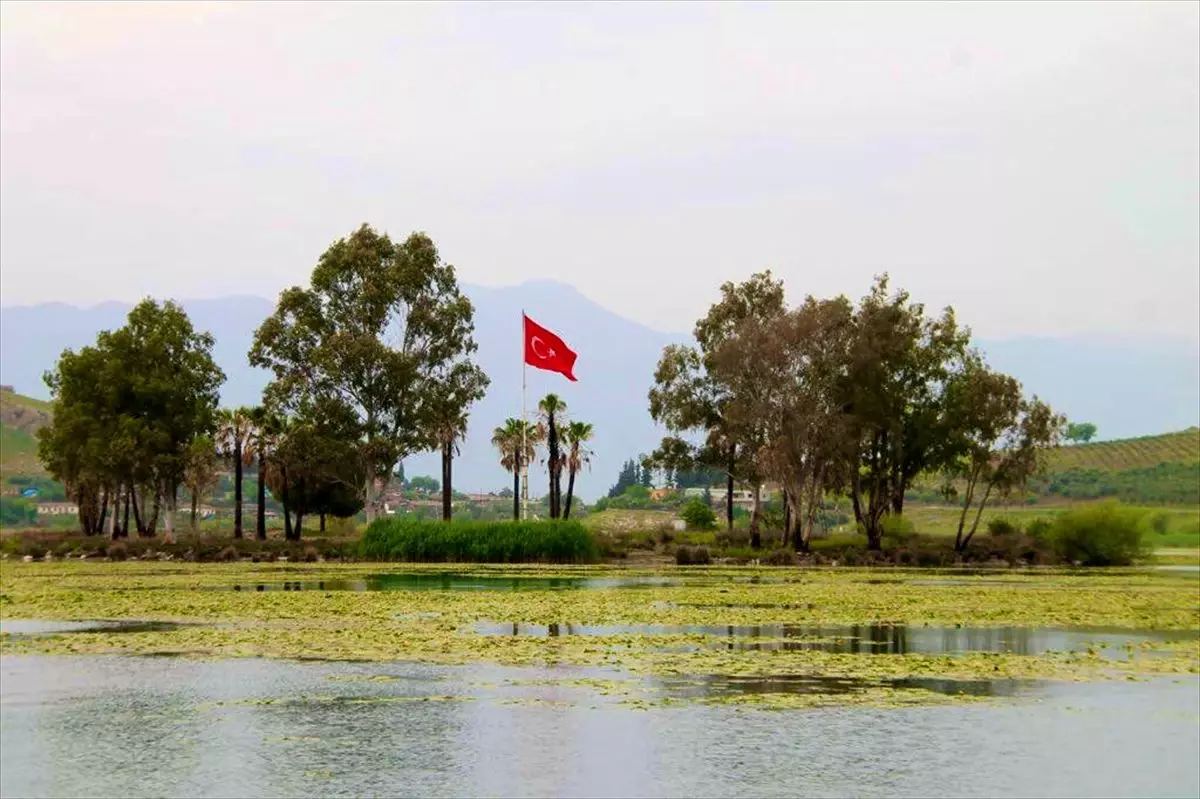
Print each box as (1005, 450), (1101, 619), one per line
(250, 224), (481, 521)
(942, 360), (1064, 551)
(38, 299), (223, 539)
(647, 271), (785, 540)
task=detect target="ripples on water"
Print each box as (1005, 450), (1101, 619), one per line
(1, 655), (1197, 798)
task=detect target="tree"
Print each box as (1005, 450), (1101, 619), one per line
(538, 394), (568, 518)
(837, 275), (970, 549)
(713, 296), (856, 552)
(183, 436), (220, 530)
(491, 418), (539, 521)
(1065, 422), (1098, 445)
(562, 421), (594, 519)
(408, 476), (440, 493)
(215, 407), (255, 538)
(266, 397), (365, 541)
(423, 363), (489, 521)
(246, 406), (281, 541)
(608, 459), (640, 498)
(680, 497), (716, 531)
(647, 271), (786, 544)
(943, 362), (1064, 551)
(250, 224), (481, 522)
(38, 299), (224, 539)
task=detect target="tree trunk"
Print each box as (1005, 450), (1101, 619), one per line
(146, 489), (161, 537)
(283, 504), (292, 540)
(191, 493), (198, 531)
(233, 442), (244, 539)
(748, 483), (762, 549)
(441, 442), (453, 522)
(130, 486), (144, 536)
(122, 486), (131, 538)
(725, 470), (734, 532)
(782, 489), (792, 549)
(547, 416), (559, 519)
(256, 452), (267, 541)
(563, 468), (577, 520)
(512, 469), (520, 521)
(291, 511), (302, 542)
(98, 485), (110, 538)
(163, 483), (176, 545)
(320, 513), (326, 533)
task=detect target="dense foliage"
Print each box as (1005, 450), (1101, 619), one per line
(1036, 462), (1200, 505)
(359, 517), (599, 563)
(1047, 502), (1149, 566)
(36, 299), (225, 537)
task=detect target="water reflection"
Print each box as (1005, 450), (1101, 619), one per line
(2, 655), (1198, 798)
(472, 621), (1195, 658)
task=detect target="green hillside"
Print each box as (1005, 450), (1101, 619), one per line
(0, 388), (51, 477)
(1049, 428), (1199, 471)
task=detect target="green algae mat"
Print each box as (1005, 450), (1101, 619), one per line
(2, 561), (1197, 709)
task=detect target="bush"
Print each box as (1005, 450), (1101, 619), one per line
(359, 518), (599, 563)
(1025, 518), (1054, 541)
(880, 514), (915, 546)
(675, 545), (711, 565)
(1049, 502), (1149, 566)
(987, 517), (1020, 537)
(761, 548), (797, 566)
(679, 499), (716, 531)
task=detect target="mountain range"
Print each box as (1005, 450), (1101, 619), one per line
(2, 282), (1197, 500)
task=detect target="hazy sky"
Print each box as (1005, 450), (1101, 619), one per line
(2, 1), (1197, 341)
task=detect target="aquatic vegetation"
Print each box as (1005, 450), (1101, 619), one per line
(359, 518), (600, 563)
(1, 561), (1196, 709)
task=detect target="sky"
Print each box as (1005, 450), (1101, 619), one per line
(1, 1), (1197, 342)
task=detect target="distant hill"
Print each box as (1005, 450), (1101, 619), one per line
(1029, 428), (1200, 506)
(2, 282), (1198, 500)
(1050, 428), (1200, 471)
(0, 388), (51, 477)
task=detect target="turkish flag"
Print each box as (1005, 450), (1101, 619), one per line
(524, 314), (578, 381)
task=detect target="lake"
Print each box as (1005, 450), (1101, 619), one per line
(2, 654), (1197, 798)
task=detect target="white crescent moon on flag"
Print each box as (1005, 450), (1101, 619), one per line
(530, 336), (555, 359)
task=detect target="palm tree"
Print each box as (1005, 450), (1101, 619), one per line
(246, 406), (279, 541)
(562, 421), (594, 520)
(215, 407), (254, 539)
(492, 418), (538, 521)
(538, 394), (567, 518)
(183, 435), (220, 531)
(431, 401), (470, 522)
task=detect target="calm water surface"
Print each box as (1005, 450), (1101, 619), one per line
(1, 654), (1197, 798)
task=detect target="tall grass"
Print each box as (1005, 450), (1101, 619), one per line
(359, 517), (600, 564)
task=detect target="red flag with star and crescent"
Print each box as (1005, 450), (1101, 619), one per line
(523, 314), (578, 381)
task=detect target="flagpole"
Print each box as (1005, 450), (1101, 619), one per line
(521, 311), (528, 523)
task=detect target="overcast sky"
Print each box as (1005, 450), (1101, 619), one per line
(1, 1), (1197, 341)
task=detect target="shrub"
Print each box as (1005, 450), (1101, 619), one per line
(880, 514), (916, 546)
(1026, 518), (1053, 541)
(761, 548), (797, 566)
(1049, 502), (1149, 566)
(1148, 512), (1171, 536)
(675, 545), (711, 565)
(107, 542), (127, 561)
(679, 499), (716, 532)
(359, 518), (599, 563)
(987, 517), (1020, 537)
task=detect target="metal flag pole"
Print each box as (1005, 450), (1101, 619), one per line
(521, 311), (528, 522)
